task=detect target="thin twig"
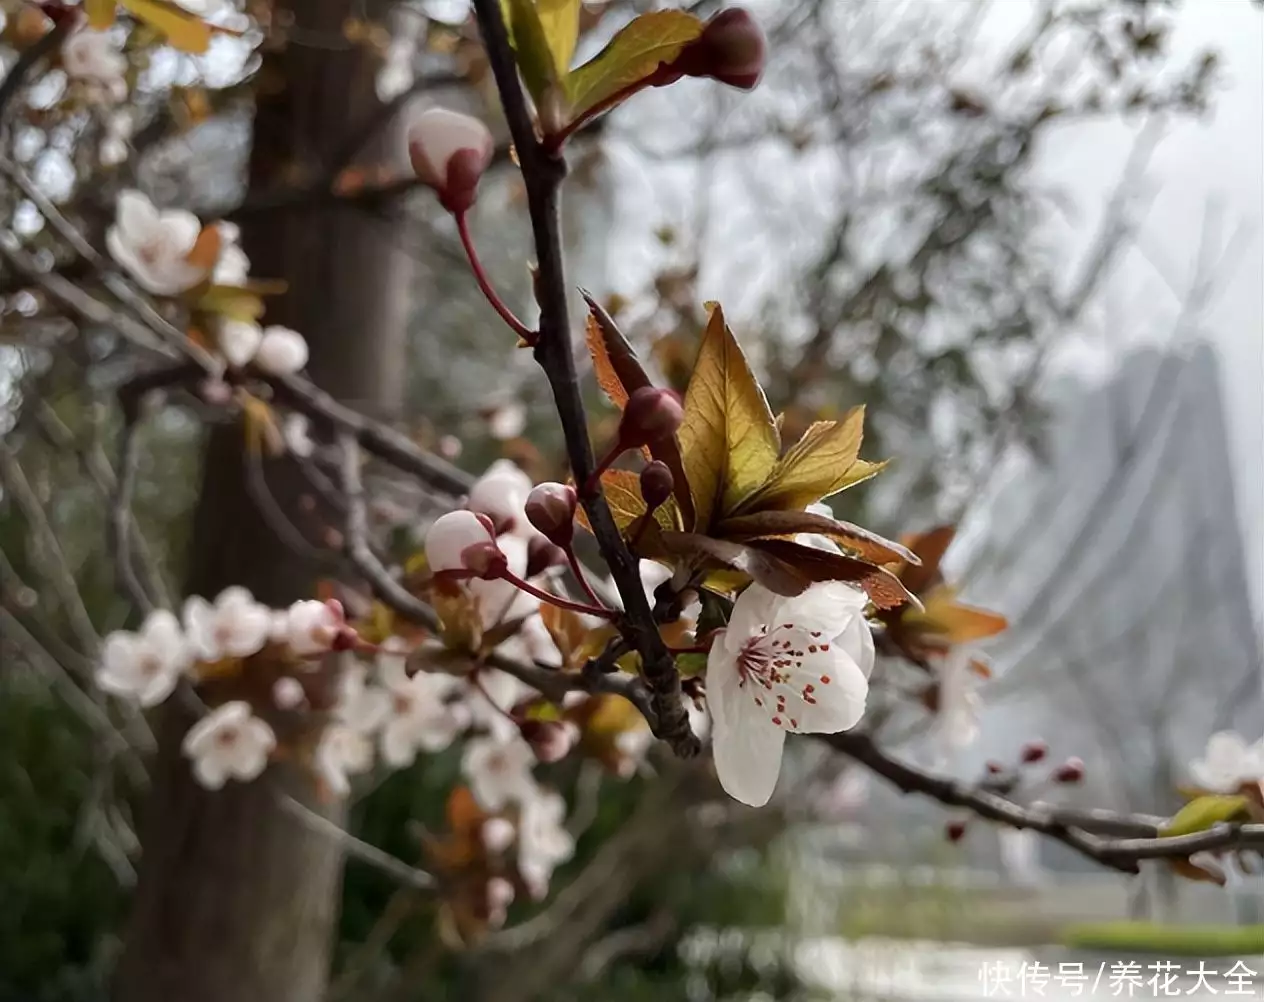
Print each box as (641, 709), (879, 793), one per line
(109, 408), (157, 614)
(471, 0), (698, 757)
(0, 16), (71, 123)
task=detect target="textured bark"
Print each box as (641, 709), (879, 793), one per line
(114, 2), (407, 999)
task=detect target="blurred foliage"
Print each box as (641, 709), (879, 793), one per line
(1061, 921), (1264, 957)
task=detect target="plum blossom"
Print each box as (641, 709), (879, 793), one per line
(486, 401), (527, 441)
(284, 599), (345, 656)
(425, 509), (497, 573)
(212, 222), (250, 286)
(271, 676), (306, 710)
(62, 28), (127, 103)
(283, 413), (314, 458)
(253, 326), (309, 376)
(107, 190), (210, 296)
(314, 724), (375, 797)
(183, 586), (273, 662)
(1190, 731), (1264, 793)
(99, 109), (133, 166)
(378, 653), (468, 767)
(706, 581), (874, 807)
(217, 319), (262, 368)
(487, 876), (516, 929)
(407, 107), (495, 212)
(182, 701), (276, 790)
(463, 667), (533, 743)
(482, 817), (517, 854)
(468, 534), (538, 629)
(96, 608), (190, 707)
(462, 735), (538, 811)
(467, 459), (534, 534)
(517, 788), (575, 898)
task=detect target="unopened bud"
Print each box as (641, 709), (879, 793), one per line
(673, 7), (767, 91)
(425, 510), (500, 575)
(525, 481), (578, 546)
(519, 719), (579, 764)
(272, 676), (306, 710)
(946, 819), (968, 843)
(640, 460), (675, 510)
(481, 817), (517, 854)
(620, 386), (685, 448)
(1020, 739), (1048, 764)
(526, 535), (568, 578)
(1053, 757), (1085, 784)
(407, 107), (495, 214)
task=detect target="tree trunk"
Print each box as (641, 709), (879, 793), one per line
(115, 3), (408, 999)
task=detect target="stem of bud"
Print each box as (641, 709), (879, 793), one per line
(497, 568), (617, 620)
(455, 211), (537, 345)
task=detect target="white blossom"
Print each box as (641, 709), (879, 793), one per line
(706, 581), (873, 807)
(96, 608), (190, 707)
(272, 676), (306, 710)
(462, 667), (532, 743)
(253, 326), (309, 375)
(99, 109), (132, 166)
(517, 788), (575, 898)
(466, 459), (534, 534)
(467, 534), (537, 628)
(1190, 731), (1264, 793)
(461, 735), (538, 811)
(62, 28), (127, 103)
(314, 724), (375, 797)
(376, 37), (417, 102)
(212, 222), (250, 286)
(425, 509), (496, 573)
(283, 413), (314, 458)
(482, 817), (517, 854)
(107, 190), (210, 296)
(487, 876), (516, 928)
(182, 701), (276, 790)
(486, 401), (527, 441)
(285, 599), (343, 656)
(183, 586), (273, 662)
(334, 662), (391, 735)
(378, 654), (468, 767)
(217, 319), (262, 368)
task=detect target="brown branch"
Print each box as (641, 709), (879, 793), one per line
(470, 0), (697, 757)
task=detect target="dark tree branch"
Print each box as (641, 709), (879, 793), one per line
(0, 16), (71, 125)
(471, 0), (698, 757)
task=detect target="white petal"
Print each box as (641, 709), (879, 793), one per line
(706, 640), (786, 807)
(787, 646), (868, 734)
(192, 754), (229, 790)
(159, 209), (202, 257)
(380, 720), (418, 768)
(115, 190), (159, 240)
(255, 327), (309, 375)
(837, 609), (875, 679)
(723, 584), (782, 654)
(218, 320), (262, 367)
(136, 665), (180, 708)
(408, 108), (493, 187)
(425, 510), (493, 572)
(783, 581), (867, 638)
(182, 700), (250, 757)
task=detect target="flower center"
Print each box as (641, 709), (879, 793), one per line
(735, 623), (834, 731)
(215, 728), (239, 749)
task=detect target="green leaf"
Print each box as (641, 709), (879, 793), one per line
(716, 510), (918, 566)
(737, 409), (884, 514)
(197, 285), (266, 322)
(1162, 795), (1250, 838)
(675, 652), (708, 677)
(678, 302), (780, 530)
(536, 0), (581, 78)
(502, 0), (563, 106)
(566, 10), (704, 121)
(120, 0), (211, 54)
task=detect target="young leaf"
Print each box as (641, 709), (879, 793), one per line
(502, 0), (563, 107)
(566, 10), (704, 122)
(716, 509), (918, 566)
(1162, 795), (1250, 837)
(197, 285), (267, 322)
(736, 409), (882, 514)
(747, 538), (915, 610)
(898, 525), (958, 594)
(679, 303), (780, 528)
(900, 584), (1008, 642)
(536, 0), (581, 79)
(120, 0), (212, 54)
(575, 469), (679, 534)
(85, 0), (117, 29)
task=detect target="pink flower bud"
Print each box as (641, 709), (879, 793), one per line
(407, 107), (495, 214)
(672, 8), (767, 91)
(525, 482), (578, 546)
(482, 817), (517, 854)
(1053, 757), (1085, 784)
(468, 460), (533, 533)
(640, 460), (675, 510)
(1020, 739), (1048, 764)
(285, 598), (344, 656)
(519, 719), (579, 764)
(272, 676), (306, 710)
(619, 386), (685, 448)
(425, 510), (499, 575)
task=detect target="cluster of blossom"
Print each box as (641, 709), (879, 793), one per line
(105, 189), (311, 374)
(1190, 730), (1264, 793)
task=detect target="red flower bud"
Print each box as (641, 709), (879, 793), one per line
(519, 719), (579, 764)
(526, 535), (568, 578)
(946, 819), (968, 843)
(671, 8), (767, 91)
(619, 386), (684, 448)
(407, 108), (495, 214)
(525, 481), (578, 546)
(1053, 757), (1085, 784)
(640, 460), (675, 510)
(1020, 739), (1048, 764)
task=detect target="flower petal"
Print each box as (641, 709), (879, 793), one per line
(785, 646), (868, 735)
(723, 583), (781, 654)
(707, 638), (785, 806)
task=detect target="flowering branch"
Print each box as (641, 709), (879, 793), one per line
(823, 730), (1264, 874)
(470, 0), (699, 759)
